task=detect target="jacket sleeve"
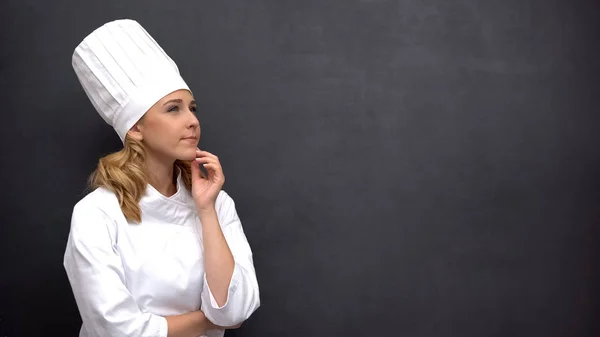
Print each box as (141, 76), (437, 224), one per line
(200, 191), (260, 327)
(63, 201), (168, 337)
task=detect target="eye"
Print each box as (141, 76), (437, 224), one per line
(190, 106), (197, 113)
(167, 105), (179, 112)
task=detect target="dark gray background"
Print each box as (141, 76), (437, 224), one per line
(2, 0), (600, 336)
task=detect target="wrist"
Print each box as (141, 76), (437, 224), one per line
(196, 205), (217, 219)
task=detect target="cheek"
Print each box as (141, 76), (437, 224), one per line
(141, 120), (176, 146)
(145, 118), (176, 137)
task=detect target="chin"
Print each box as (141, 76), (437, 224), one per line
(175, 148), (197, 161)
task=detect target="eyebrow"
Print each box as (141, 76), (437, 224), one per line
(162, 99), (197, 106)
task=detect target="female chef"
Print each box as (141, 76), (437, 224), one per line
(63, 19), (260, 337)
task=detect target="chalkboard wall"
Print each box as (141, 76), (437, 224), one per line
(1, 1), (600, 336)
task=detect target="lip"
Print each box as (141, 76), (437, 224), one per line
(182, 136), (198, 141)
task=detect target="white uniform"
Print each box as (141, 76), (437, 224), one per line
(63, 172), (260, 337)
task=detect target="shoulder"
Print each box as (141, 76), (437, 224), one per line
(72, 187), (121, 217)
(66, 188), (127, 254)
(69, 187), (125, 237)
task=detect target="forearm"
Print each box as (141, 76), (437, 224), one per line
(165, 310), (212, 337)
(199, 207), (235, 307)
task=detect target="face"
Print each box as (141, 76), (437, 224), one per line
(128, 89), (200, 162)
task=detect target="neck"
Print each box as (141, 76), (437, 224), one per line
(145, 154), (177, 197)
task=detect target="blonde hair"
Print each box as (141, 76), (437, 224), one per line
(88, 135), (193, 223)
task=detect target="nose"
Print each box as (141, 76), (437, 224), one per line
(187, 109), (200, 129)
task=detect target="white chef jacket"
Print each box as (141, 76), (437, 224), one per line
(63, 172), (260, 337)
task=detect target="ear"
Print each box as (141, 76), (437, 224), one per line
(127, 123), (144, 141)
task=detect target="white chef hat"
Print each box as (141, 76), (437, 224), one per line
(71, 19), (191, 142)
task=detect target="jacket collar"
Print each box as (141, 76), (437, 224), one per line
(139, 169), (197, 225)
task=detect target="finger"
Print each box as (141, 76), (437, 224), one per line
(197, 154), (219, 164)
(195, 157), (222, 170)
(194, 156), (219, 165)
(196, 149), (219, 161)
(190, 160), (207, 181)
(202, 164), (224, 182)
(201, 163), (222, 174)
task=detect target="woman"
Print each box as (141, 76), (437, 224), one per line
(63, 19), (260, 337)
